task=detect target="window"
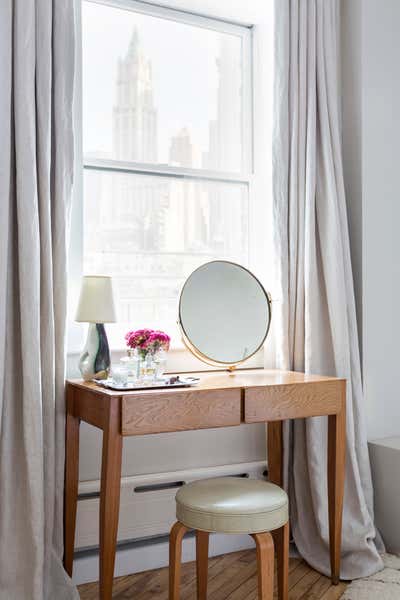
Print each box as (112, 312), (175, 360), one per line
(81, 0), (253, 347)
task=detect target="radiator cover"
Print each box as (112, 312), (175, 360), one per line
(75, 461), (267, 549)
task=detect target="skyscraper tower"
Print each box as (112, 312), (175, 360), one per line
(109, 29), (168, 253)
(203, 36), (244, 257)
(113, 28), (158, 162)
(168, 127), (193, 168)
(203, 36), (241, 173)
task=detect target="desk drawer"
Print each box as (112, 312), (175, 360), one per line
(122, 388), (241, 435)
(244, 380), (345, 422)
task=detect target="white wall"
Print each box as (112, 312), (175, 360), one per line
(341, 0), (400, 440)
(341, 0), (363, 350)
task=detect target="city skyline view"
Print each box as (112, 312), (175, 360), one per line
(82, 1), (245, 172)
(82, 2), (250, 344)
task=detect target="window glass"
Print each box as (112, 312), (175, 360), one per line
(82, 1), (246, 173)
(81, 1), (252, 347)
(84, 169), (248, 344)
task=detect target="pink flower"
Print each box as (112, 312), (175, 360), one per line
(125, 328), (170, 352)
(147, 331), (170, 352)
(125, 328), (153, 349)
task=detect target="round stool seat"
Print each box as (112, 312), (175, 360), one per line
(176, 477), (288, 534)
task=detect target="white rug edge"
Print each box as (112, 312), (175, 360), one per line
(341, 554), (400, 599)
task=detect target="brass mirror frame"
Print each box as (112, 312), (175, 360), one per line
(178, 260), (272, 369)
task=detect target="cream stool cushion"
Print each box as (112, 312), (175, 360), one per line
(176, 477), (288, 534)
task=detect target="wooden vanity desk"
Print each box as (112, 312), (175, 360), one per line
(64, 369), (346, 600)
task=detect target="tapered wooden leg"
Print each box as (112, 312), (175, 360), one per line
(99, 397), (123, 600)
(196, 530), (209, 600)
(328, 400), (346, 585)
(64, 385), (80, 576)
(267, 421), (284, 487)
(251, 532), (274, 600)
(169, 522), (188, 600)
(273, 522), (289, 600)
(267, 421), (288, 600)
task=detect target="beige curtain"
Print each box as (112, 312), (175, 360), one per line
(272, 0), (383, 579)
(0, 1), (79, 598)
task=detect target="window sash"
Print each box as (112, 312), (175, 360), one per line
(84, 0), (253, 38)
(83, 157), (251, 185)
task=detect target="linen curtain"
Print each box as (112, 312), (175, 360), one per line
(272, 0), (383, 579)
(0, 1), (79, 598)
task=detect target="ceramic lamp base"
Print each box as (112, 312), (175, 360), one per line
(78, 323), (111, 381)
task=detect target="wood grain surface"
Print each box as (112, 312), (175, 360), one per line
(77, 549), (348, 599)
(68, 369), (341, 397)
(99, 396), (123, 598)
(245, 380), (346, 422)
(122, 388), (241, 435)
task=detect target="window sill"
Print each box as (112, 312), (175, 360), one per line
(66, 345), (265, 379)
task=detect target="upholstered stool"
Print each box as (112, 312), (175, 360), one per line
(169, 477), (289, 600)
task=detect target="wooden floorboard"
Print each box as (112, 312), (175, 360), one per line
(77, 549), (348, 599)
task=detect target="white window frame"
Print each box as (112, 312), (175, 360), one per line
(68, 0), (274, 373)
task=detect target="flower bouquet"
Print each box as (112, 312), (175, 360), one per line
(125, 328), (170, 382)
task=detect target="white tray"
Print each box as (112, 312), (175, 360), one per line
(93, 376), (199, 391)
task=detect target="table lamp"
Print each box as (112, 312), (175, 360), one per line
(75, 275), (117, 380)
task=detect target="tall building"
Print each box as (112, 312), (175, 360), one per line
(113, 28), (157, 163)
(169, 127), (193, 167)
(106, 29), (168, 256)
(165, 128), (208, 253)
(203, 36), (241, 173)
(86, 27), (169, 312)
(203, 36), (245, 258)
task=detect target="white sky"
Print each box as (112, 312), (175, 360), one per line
(82, 1), (241, 162)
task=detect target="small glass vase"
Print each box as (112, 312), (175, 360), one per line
(122, 348), (140, 381)
(110, 363), (129, 387)
(123, 347), (168, 385)
(139, 351), (157, 382)
(154, 349), (167, 379)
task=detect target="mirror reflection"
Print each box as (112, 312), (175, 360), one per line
(179, 261), (271, 366)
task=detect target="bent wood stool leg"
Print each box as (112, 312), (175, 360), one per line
(328, 406), (346, 585)
(251, 532), (275, 600)
(99, 397), (123, 600)
(169, 522), (189, 600)
(196, 530), (209, 600)
(64, 386), (80, 576)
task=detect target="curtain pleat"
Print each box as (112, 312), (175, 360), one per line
(272, 0), (383, 579)
(0, 1), (78, 598)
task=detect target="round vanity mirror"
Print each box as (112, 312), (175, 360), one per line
(178, 261), (271, 368)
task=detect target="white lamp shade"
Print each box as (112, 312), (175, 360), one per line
(75, 276), (117, 323)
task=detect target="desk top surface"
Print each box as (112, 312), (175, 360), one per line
(67, 368), (344, 397)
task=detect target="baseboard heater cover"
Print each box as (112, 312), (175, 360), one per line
(75, 461), (267, 550)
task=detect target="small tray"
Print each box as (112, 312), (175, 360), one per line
(93, 376), (199, 391)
